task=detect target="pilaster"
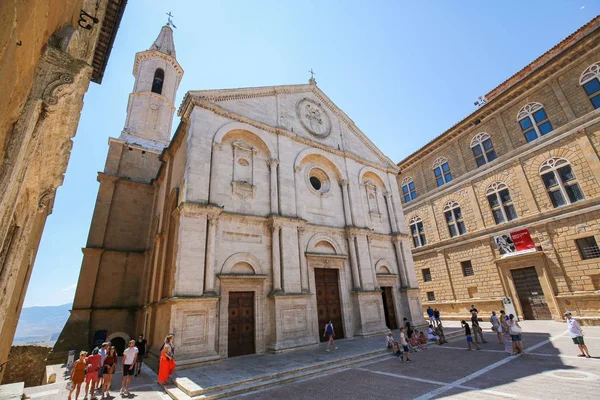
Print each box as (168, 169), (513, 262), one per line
(269, 158), (280, 215)
(87, 173), (119, 247)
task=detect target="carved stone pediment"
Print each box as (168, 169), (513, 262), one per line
(232, 181), (256, 200)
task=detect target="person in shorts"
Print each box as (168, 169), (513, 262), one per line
(426, 306), (434, 324)
(398, 327), (411, 362)
(97, 342), (109, 390)
(323, 321), (338, 352)
(433, 308), (441, 326)
(461, 320), (480, 351)
(565, 311), (591, 358)
(84, 348), (101, 399)
(135, 334), (147, 376)
(120, 340), (138, 395)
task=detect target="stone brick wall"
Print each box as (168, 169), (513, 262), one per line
(2, 345), (51, 388)
(399, 20), (600, 323)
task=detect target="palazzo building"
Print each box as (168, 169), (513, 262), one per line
(0, 0), (126, 381)
(50, 25), (422, 363)
(398, 16), (600, 325)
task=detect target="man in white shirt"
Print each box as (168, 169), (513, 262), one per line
(120, 340), (139, 395)
(565, 312), (591, 358)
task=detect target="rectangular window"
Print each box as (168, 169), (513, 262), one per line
(434, 162), (452, 187)
(402, 181), (417, 203)
(461, 260), (474, 277)
(520, 108), (553, 142)
(487, 188), (518, 224)
(467, 286), (478, 298)
(410, 220), (427, 248)
(576, 237), (600, 260)
(427, 291), (436, 301)
(445, 207), (466, 238)
(583, 78), (600, 109)
(422, 268), (432, 282)
(542, 165), (584, 208)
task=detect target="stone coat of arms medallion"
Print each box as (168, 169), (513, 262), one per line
(297, 98), (331, 138)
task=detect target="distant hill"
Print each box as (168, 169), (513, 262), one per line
(13, 303), (71, 345)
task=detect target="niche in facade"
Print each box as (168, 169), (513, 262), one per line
(231, 140), (256, 200)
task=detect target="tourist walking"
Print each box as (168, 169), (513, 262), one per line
(403, 317), (414, 340)
(120, 340), (138, 395)
(84, 348), (101, 399)
(565, 311), (591, 358)
(433, 308), (441, 326)
(426, 306), (434, 324)
(500, 312), (513, 354)
(472, 321), (487, 344)
(158, 334), (176, 385)
(507, 314), (524, 355)
(323, 320), (338, 352)
(490, 311), (503, 344)
(68, 351), (87, 400)
(469, 305), (479, 324)
(461, 320), (480, 351)
(97, 342), (109, 394)
(135, 334), (147, 376)
(101, 346), (117, 398)
(399, 327), (412, 362)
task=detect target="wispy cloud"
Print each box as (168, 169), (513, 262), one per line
(61, 283), (77, 292)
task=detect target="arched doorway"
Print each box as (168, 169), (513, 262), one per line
(111, 337), (126, 356)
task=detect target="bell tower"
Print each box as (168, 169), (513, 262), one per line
(120, 24), (183, 149)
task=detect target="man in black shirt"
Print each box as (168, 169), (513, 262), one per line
(134, 334), (147, 377)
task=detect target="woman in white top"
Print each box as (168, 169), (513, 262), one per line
(490, 311), (503, 344)
(507, 314), (524, 355)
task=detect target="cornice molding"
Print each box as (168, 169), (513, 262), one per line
(133, 50), (183, 77)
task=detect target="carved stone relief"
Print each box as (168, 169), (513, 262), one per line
(296, 98), (331, 138)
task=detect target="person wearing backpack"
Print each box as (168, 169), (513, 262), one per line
(323, 320), (338, 352)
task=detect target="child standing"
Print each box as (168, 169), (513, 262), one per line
(461, 320), (481, 351)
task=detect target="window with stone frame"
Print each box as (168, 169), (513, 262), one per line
(409, 216), (427, 248)
(364, 180), (380, 214)
(422, 268), (432, 282)
(151, 68), (164, 94)
(443, 201), (466, 238)
(576, 236), (600, 260)
(461, 260), (474, 277)
(517, 102), (553, 143)
(470, 132), (497, 167)
(427, 291), (436, 301)
(401, 176), (417, 203)
(231, 140), (256, 199)
(486, 182), (518, 224)
(539, 157), (584, 208)
(580, 62), (600, 109)
(433, 157), (452, 187)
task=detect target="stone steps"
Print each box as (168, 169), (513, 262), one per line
(163, 350), (391, 400)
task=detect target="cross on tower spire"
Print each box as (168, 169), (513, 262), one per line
(166, 12), (177, 28)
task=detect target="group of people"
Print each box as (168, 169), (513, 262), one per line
(461, 306), (525, 354)
(384, 317), (449, 362)
(426, 306), (442, 326)
(68, 335), (147, 399)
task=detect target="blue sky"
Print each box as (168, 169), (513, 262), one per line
(23, 1), (600, 307)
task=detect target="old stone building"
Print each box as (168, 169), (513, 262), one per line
(51, 25), (422, 363)
(0, 0), (126, 381)
(398, 16), (600, 324)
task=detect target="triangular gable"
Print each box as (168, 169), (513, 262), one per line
(181, 84), (398, 171)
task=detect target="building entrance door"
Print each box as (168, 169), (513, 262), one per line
(511, 267), (552, 320)
(315, 268), (344, 342)
(381, 287), (398, 329)
(228, 291), (255, 357)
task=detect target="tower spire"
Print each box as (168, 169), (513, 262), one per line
(150, 24), (176, 57)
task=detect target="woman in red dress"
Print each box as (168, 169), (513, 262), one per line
(158, 334), (176, 385)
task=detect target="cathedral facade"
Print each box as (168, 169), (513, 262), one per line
(51, 25), (422, 364)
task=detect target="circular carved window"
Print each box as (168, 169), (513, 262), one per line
(297, 98), (331, 138)
(306, 166), (330, 195)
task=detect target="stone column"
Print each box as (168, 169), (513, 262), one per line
(269, 158), (279, 215)
(340, 179), (353, 226)
(393, 236), (409, 288)
(347, 233), (361, 289)
(383, 191), (398, 232)
(204, 215), (218, 293)
(271, 224), (282, 291)
(297, 226), (309, 292)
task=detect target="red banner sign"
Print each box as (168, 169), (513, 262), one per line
(494, 228), (536, 256)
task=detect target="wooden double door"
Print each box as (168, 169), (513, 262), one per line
(315, 268), (344, 342)
(511, 267), (552, 320)
(228, 291), (255, 357)
(381, 287), (398, 330)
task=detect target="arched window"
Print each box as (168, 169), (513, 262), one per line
(539, 157), (584, 208)
(151, 68), (164, 94)
(470, 132), (497, 167)
(401, 176), (417, 203)
(580, 62), (600, 109)
(443, 201), (466, 238)
(432, 157), (452, 187)
(486, 182), (517, 224)
(409, 216), (426, 248)
(517, 102), (553, 143)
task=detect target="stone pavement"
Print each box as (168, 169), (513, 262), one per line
(23, 320), (600, 399)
